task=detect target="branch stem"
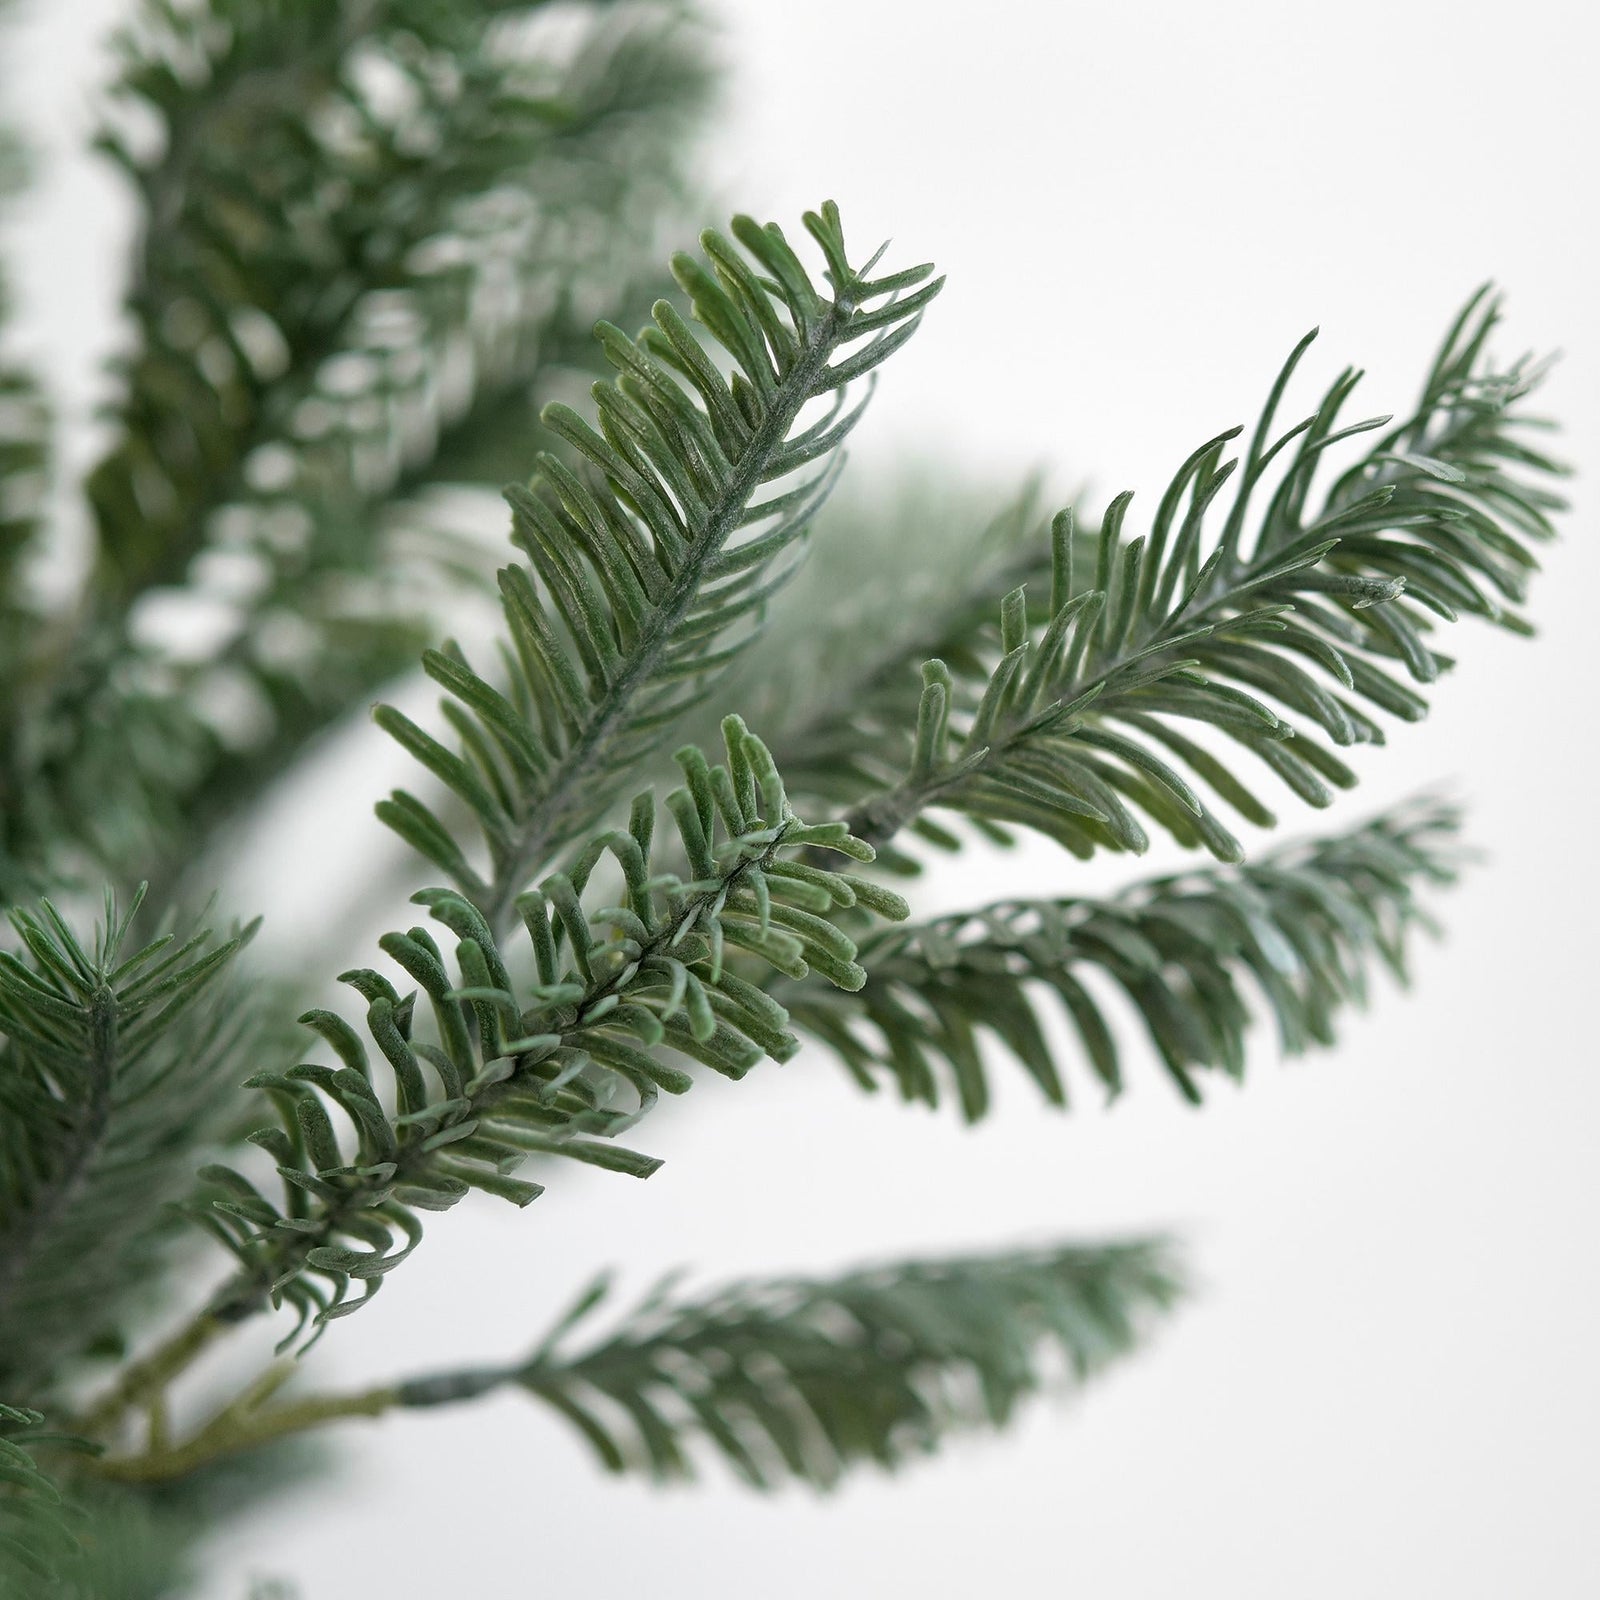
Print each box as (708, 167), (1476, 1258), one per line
(76, 1311), (228, 1444)
(88, 1372), (400, 1485)
(88, 1356), (528, 1483)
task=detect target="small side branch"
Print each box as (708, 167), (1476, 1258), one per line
(86, 1356), (523, 1484)
(76, 1311), (228, 1443)
(88, 1368), (402, 1485)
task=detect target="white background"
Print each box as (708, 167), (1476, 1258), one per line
(5, 1), (1599, 1595)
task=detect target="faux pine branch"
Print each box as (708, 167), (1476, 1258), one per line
(371, 200), (941, 927)
(87, 1242), (1182, 1490)
(785, 799), (1462, 1117)
(192, 716), (901, 1352)
(0, 3), (1569, 1593)
(833, 297), (1556, 864)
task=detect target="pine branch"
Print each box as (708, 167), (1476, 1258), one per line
(373, 202), (941, 930)
(785, 797), (1461, 1117)
(86, 1365), (391, 1487)
(149, 268), (704, 907)
(89, 0), (710, 603)
(76, 197), (939, 1441)
(0, 891), (257, 1391)
(835, 294), (1563, 863)
(86, 1240), (1182, 1490)
(154, 721), (907, 1362)
(513, 1241), (1182, 1488)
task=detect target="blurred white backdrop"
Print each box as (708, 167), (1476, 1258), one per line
(5, 0), (1599, 1595)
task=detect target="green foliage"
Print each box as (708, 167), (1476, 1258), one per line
(740, 475), (1057, 834)
(0, 653), (220, 904)
(0, 328), (46, 613)
(0, 891), (256, 1390)
(0, 0), (41, 607)
(787, 799), (1460, 1118)
(0, 351), (50, 890)
(90, 0), (711, 601)
(3, 0), (712, 899)
(196, 719), (905, 1346)
(507, 1241), (1182, 1488)
(0, 109), (52, 854)
(0, 1403), (97, 1593)
(0, 0), (1570, 1579)
(835, 297), (1563, 863)
(0, 1404), (74, 1590)
(375, 202), (941, 927)
(0, 1429), (322, 1600)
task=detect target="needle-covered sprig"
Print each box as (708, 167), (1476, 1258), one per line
(833, 293), (1563, 864)
(373, 202), (941, 930)
(0, 889), (257, 1391)
(510, 1241), (1182, 1489)
(192, 719), (905, 1349)
(785, 798), (1462, 1117)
